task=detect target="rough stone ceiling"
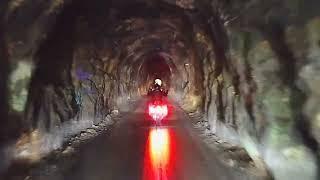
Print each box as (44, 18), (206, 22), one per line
(4, 0), (319, 63)
(68, 0), (202, 98)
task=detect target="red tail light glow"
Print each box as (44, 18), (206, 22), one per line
(148, 103), (168, 121)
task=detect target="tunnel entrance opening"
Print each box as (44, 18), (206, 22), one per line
(138, 54), (172, 94)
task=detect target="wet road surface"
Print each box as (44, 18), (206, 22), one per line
(19, 101), (239, 180)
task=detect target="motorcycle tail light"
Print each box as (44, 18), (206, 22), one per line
(148, 104), (168, 121)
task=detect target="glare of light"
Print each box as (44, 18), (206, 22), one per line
(148, 104), (168, 121)
(149, 128), (170, 167)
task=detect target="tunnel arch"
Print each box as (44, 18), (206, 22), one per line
(137, 53), (174, 94)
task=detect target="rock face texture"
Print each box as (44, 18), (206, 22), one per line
(0, 0), (320, 179)
(195, 1), (320, 179)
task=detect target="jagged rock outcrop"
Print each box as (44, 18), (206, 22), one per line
(194, 1), (320, 179)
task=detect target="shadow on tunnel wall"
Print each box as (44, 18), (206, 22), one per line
(0, 0), (11, 173)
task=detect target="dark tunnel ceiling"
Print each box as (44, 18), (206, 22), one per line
(144, 54), (171, 79)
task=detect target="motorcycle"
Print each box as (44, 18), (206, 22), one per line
(146, 79), (169, 124)
(147, 90), (169, 124)
(147, 99), (168, 124)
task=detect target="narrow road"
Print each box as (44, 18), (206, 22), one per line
(25, 100), (240, 180)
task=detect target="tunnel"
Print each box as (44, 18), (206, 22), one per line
(138, 53), (172, 93)
(0, 0), (320, 180)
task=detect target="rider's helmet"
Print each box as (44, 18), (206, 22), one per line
(154, 78), (162, 86)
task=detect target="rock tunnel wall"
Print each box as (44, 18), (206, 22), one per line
(69, 4), (204, 112)
(0, 0), (204, 165)
(194, 0), (320, 179)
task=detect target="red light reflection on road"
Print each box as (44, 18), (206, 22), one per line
(143, 128), (176, 180)
(150, 129), (169, 167)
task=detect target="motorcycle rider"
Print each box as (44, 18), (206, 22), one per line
(153, 79), (162, 91)
(148, 78), (168, 96)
